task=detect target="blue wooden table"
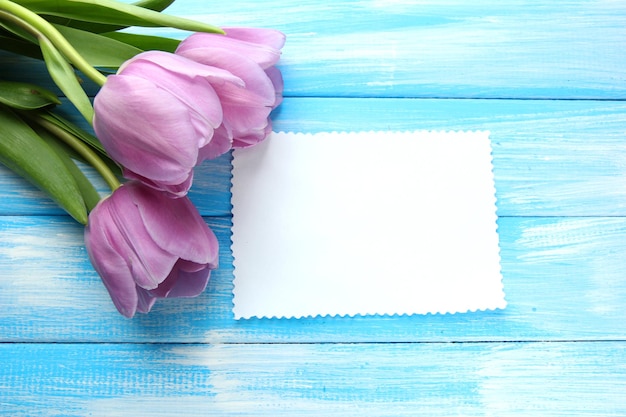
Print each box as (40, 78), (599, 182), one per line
(1, 1), (626, 415)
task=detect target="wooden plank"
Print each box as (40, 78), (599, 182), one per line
(1, 215), (625, 343)
(1, 98), (626, 217)
(1, 1), (624, 99)
(1, 341), (624, 416)
(1, 1), (622, 414)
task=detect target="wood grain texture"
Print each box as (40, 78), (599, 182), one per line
(1, 1), (624, 99)
(1, 342), (624, 416)
(1, 98), (626, 217)
(1, 0), (625, 414)
(2, 215), (625, 343)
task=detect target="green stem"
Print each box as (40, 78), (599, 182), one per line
(31, 115), (121, 191)
(0, 0), (107, 87)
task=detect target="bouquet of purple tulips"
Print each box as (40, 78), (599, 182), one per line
(0, 0), (284, 317)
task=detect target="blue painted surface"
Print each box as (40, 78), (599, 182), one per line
(1, 0), (626, 414)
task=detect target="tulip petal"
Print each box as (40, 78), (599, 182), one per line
(197, 124), (233, 162)
(135, 288), (157, 314)
(121, 51), (244, 88)
(233, 121), (273, 149)
(180, 47), (276, 138)
(85, 182), (218, 317)
(149, 260), (211, 298)
(218, 86), (273, 134)
(123, 168), (194, 198)
(165, 268), (211, 298)
(119, 52), (236, 138)
(106, 186), (180, 290)
(223, 27), (286, 51)
(128, 182), (219, 266)
(177, 31), (284, 69)
(94, 75), (204, 184)
(119, 64), (222, 148)
(265, 66), (284, 108)
(85, 211), (139, 318)
(88, 186), (178, 292)
(181, 47), (276, 107)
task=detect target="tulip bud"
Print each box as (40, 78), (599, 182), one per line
(85, 181), (219, 317)
(93, 51), (243, 197)
(176, 27), (285, 150)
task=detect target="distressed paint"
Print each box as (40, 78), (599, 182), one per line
(1, 216), (626, 343)
(1, 99), (626, 217)
(1, 1), (624, 99)
(0, 342), (624, 416)
(0, 0), (625, 414)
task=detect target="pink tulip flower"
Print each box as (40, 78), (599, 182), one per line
(93, 51), (244, 197)
(176, 27), (285, 151)
(85, 181), (219, 318)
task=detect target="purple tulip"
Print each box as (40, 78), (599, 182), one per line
(93, 51), (244, 197)
(176, 27), (285, 150)
(84, 181), (219, 318)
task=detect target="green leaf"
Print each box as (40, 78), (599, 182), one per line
(0, 105), (88, 223)
(0, 14), (32, 38)
(102, 31), (180, 53)
(0, 13), (37, 44)
(0, 81), (61, 110)
(39, 110), (123, 178)
(39, 36), (94, 122)
(43, 0), (177, 33)
(24, 109), (123, 194)
(40, 111), (104, 154)
(133, 0), (176, 13)
(34, 125), (102, 212)
(54, 24), (142, 68)
(14, 0), (223, 33)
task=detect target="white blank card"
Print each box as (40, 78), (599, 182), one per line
(231, 131), (505, 319)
